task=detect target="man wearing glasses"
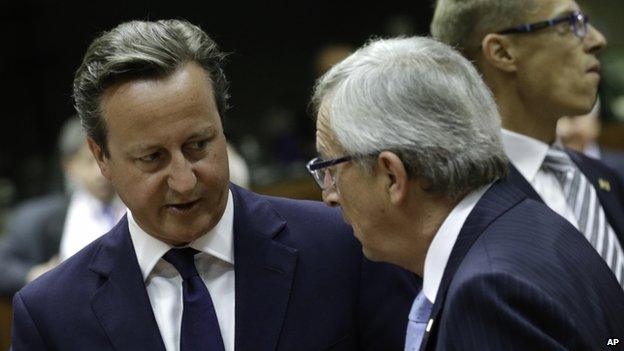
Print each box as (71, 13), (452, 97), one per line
(308, 36), (624, 351)
(432, 0), (624, 286)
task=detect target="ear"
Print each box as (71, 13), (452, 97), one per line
(87, 137), (111, 181)
(377, 151), (409, 205)
(480, 33), (518, 73)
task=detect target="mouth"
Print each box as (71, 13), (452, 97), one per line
(165, 198), (201, 214)
(587, 63), (601, 75)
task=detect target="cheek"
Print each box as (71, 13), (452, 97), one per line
(196, 155), (230, 188)
(111, 167), (164, 211)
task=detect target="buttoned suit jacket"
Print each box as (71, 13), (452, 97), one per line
(507, 148), (624, 247)
(11, 184), (419, 350)
(0, 194), (68, 296)
(419, 179), (624, 351)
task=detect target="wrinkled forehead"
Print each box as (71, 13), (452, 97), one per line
(315, 98), (345, 158)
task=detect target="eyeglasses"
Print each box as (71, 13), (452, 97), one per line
(496, 11), (589, 39)
(306, 153), (378, 190)
(306, 155), (354, 191)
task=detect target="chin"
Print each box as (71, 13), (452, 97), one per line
(158, 225), (206, 246)
(361, 245), (390, 264)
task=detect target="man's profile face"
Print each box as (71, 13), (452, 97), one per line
(91, 62), (230, 246)
(315, 102), (391, 262)
(511, 0), (605, 118)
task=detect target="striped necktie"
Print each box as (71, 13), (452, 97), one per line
(542, 146), (624, 285)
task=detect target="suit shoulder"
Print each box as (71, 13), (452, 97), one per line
(455, 198), (624, 316)
(253, 193), (350, 231)
(569, 148), (621, 179)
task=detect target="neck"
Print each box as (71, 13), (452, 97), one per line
(402, 193), (462, 276)
(485, 69), (558, 144)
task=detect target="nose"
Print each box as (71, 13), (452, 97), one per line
(584, 24), (607, 54)
(322, 187), (340, 207)
(167, 152), (197, 195)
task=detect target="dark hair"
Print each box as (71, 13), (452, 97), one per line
(73, 19), (229, 156)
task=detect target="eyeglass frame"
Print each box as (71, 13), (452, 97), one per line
(496, 11), (589, 39)
(306, 153), (377, 191)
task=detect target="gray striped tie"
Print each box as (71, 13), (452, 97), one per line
(543, 146), (624, 286)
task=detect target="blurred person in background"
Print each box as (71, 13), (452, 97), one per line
(0, 117), (124, 297)
(432, 0), (624, 285)
(11, 19), (418, 351)
(226, 143), (250, 189)
(557, 97), (624, 180)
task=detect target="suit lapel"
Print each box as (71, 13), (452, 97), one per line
(89, 217), (166, 351)
(231, 185), (298, 351)
(420, 180), (527, 351)
(507, 163), (543, 202)
(567, 150), (624, 245)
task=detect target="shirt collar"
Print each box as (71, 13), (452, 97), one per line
(422, 184), (491, 303)
(128, 189), (235, 281)
(501, 129), (550, 182)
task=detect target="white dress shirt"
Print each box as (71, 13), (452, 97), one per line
(422, 184), (491, 303)
(59, 189), (126, 261)
(501, 129), (579, 229)
(128, 190), (235, 351)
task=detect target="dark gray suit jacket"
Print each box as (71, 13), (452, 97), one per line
(0, 194), (68, 296)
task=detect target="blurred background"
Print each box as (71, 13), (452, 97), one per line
(1, 0), (624, 347)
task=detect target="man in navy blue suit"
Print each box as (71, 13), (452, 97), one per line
(11, 19), (418, 350)
(432, 0), (624, 285)
(309, 36), (624, 350)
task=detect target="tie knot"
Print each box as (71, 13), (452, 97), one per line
(162, 247), (201, 280)
(543, 147), (574, 174)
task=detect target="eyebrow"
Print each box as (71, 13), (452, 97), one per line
(185, 127), (216, 141)
(551, 5), (579, 17)
(128, 126), (217, 155)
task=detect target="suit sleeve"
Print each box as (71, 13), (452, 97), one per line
(0, 196), (66, 296)
(11, 292), (48, 350)
(0, 208), (45, 296)
(433, 273), (587, 351)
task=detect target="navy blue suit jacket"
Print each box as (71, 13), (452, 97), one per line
(12, 185), (419, 350)
(421, 180), (624, 351)
(508, 148), (624, 246)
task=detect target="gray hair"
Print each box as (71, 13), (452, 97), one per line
(312, 36), (508, 198)
(73, 19), (229, 156)
(431, 0), (538, 59)
(58, 116), (86, 161)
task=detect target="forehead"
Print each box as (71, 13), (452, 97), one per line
(315, 99), (344, 157)
(99, 63), (221, 149)
(532, 0), (580, 19)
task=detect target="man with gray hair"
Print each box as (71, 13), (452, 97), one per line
(432, 0), (624, 285)
(10, 19), (418, 351)
(310, 36), (624, 350)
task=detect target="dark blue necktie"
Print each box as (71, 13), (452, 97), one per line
(163, 248), (225, 351)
